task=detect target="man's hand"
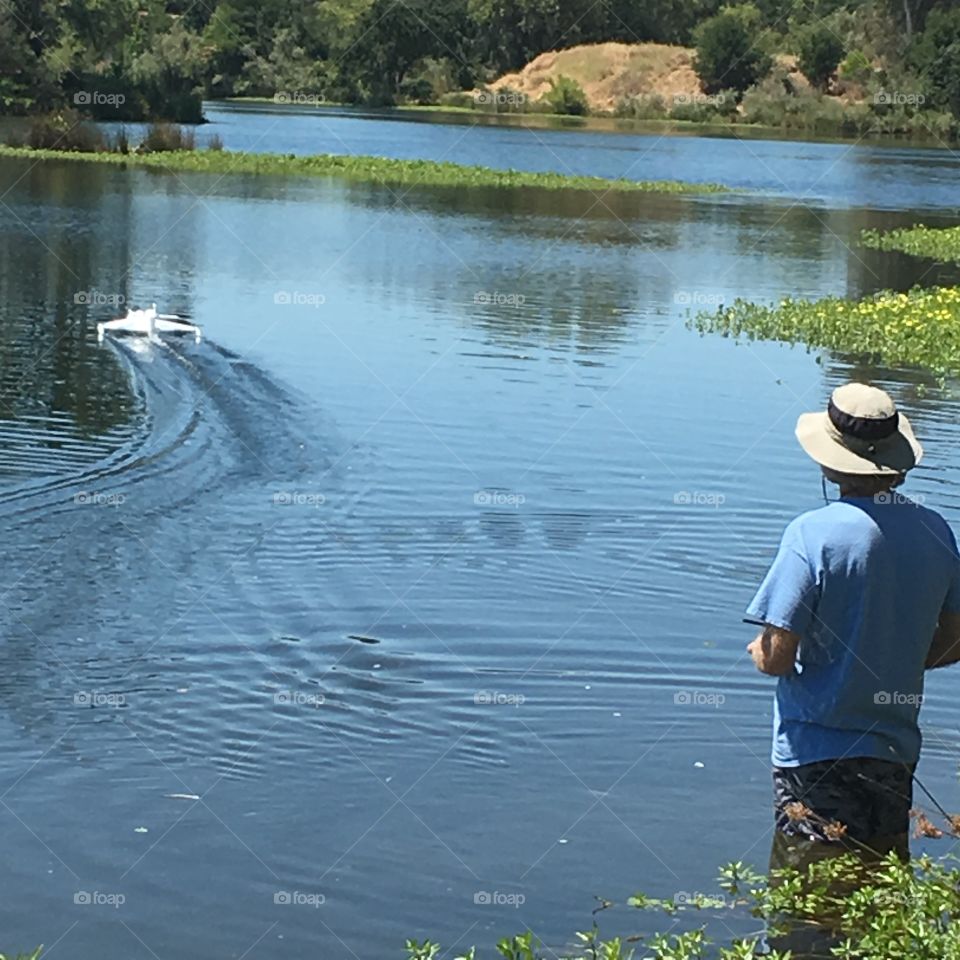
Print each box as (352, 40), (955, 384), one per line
(747, 625), (800, 676)
(926, 611), (960, 669)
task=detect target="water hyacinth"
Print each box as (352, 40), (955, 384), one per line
(861, 225), (960, 264)
(0, 145), (727, 195)
(693, 286), (960, 380)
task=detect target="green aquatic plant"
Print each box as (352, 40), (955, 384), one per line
(0, 145), (728, 195)
(417, 852), (960, 959)
(862, 225), (960, 264)
(693, 285), (960, 380)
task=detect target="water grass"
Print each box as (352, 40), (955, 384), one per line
(0, 144), (727, 194)
(693, 285), (960, 380)
(411, 850), (960, 959)
(862, 225), (960, 264)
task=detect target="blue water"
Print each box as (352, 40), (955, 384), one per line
(0, 111), (959, 958)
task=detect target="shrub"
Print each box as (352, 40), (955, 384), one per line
(614, 94), (668, 120)
(438, 91), (475, 109)
(398, 75), (436, 105)
(540, 75), (589, 116)
(694, 11), (772, 94)
(839, 49), (873, 84)
(138, 122), (196, 153)
(797, 24), (846, 91)
(206, 133), (224, 151)
(23, 110), (105, 152)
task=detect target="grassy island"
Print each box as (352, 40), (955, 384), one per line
(0, 144), (728, 195)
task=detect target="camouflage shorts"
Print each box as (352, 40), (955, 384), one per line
(773, 757), (914, 843)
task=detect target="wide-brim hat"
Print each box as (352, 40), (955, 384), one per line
(795, 382), (922, 475)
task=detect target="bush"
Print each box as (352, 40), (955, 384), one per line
(138, 122), (196, 153)
(540, 75), (589, 116)
(839, 49), (873, 84)
(614, 94), (668, 120)
(694, 12), (772, 94)
(206, 133), (224, 151)
(437, 91), (475, 109)
(22, 109), (105, 152)
(398, 75), (436, 105)
(797, 24), (846, 91)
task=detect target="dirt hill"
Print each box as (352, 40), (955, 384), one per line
(489, 42), (809, 113)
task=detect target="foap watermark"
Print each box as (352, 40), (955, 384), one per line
(875, 691), (923, 706)
(274, 690), (325, 708)
(673, 92), (727, 106)
(674, 890), (735, 909)
(674, 690), (725, 708)
(474, 90), (526, 108)
(74, 289), (125, 308)
(74, 491), (126, 508)
(74, 891), (125, 908)
(74, 690), (126, 708)
(474, 489), (525, 508)
(274, 290), (325, 308)
(474, 891), (525, 907)
(74, 90), (126, 108)
(874, 90), (925, 106)
(875, 491), (925, 506)
(674, 290), (723, 307)
(474, 690), (525, 707)
(274, 91), (326, 107)
(473, 291), (526, 308)
(272, 491), (326, 508)
(274, 890), (325, 907)
(673, 490), (725, 508)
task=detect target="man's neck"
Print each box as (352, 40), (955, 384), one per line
(839, 484), (895, 499)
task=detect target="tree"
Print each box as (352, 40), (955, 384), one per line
(910, 7), (960, 116)
(348, 0), (465, 102)
(693, 10), (772, 95)
(797, 24), (845, 91)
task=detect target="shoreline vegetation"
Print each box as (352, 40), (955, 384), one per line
(862, 225), (960, 263)
(695, 221), (960, 383)
(5, 3), (960, 145)
(405, 850), (960, 960)
(0, 129), (728, 196)
(694, 284), (960, 382)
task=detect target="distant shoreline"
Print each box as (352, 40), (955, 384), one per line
(212, 98), (957, 151)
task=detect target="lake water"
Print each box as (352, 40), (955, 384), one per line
(2, 103), (960, 958)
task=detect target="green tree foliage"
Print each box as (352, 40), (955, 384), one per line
(694, 10), (772, 95)
(910, 7), (960, 115)
(797, 24), (845, 90)
(1, 0), (960, 120)
(542, 74), (589, 114)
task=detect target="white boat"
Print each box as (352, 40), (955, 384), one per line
(97, 303), (202, 343)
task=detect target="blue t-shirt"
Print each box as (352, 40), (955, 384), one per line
(747, 496), (960, 768)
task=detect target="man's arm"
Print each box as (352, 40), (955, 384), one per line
(926, 611), (960, 670)
(747, 625), (800, 676)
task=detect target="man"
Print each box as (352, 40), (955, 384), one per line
(747, 382), (960, 863)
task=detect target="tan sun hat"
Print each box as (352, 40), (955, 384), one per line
(795, 383), (922, 475)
